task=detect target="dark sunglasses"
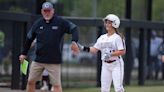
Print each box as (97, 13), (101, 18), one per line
(104, 20), (113, 24)
(43, 9), (51, 13)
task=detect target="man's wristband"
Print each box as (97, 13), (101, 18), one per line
(83, 46), (90, 52)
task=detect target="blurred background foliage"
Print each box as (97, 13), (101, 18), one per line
(153, 0), (164, 21)
(0, 0), (163, 21)
(59, 0), (125, 18)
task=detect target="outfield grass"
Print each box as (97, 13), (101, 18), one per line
(63, 86), (164, 92)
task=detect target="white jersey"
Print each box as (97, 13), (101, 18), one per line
(94, 33), (125, 92)
(94, 33), (125, 61)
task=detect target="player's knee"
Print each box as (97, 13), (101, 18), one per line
(27, 80), (35, 85)
(101, 81), (111, 92)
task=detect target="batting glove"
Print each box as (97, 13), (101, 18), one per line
(102, 52), (112, 61)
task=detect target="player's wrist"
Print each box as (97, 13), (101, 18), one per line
(77, 43), (90, 52)
(83, 46), (90, 52)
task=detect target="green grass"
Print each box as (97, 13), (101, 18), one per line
(63, 86), (164, 92)
(63, 87), (99, 92)
(125, 86), (164, 92)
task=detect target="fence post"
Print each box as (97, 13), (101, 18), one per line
(138, 28), (147, 85)
(96, 26), (103, 87)
(11, 22), (24, 89)
(124, 0), (133, 85)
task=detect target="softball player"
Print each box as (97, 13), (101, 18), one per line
(78, 14), (126, 92)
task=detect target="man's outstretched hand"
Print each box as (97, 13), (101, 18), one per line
(71, 41), (80, 55)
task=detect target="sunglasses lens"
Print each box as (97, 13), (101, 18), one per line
(44, 9), (51, 12)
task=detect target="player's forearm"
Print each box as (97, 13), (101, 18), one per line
(111, 50), (126, 56)
(90, 47), (98, 54)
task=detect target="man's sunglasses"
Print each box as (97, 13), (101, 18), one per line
(43, 9), (51, 12)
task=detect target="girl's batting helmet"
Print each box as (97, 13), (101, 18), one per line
(103, 14), (120, 28)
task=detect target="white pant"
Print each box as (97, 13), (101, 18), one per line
(101, 59), (124, 92)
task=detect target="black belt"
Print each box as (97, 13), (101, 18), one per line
(104, 60), (116, 63)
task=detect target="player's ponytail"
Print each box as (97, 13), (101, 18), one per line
(115, 29), (126, 49)
(115, 29), (125, 40)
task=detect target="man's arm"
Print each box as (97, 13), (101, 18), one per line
(19, 38), (34, 63)
(71, 27), (79, 42)
(62, 18), (79, 54)
(19, 21), (37, 62)
(70, 27), (79, 54)
(67, 21), (79, 54)
(21, 38), (34, 55)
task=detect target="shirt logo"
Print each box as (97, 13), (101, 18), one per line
(40, 26), (43, 29)
(52, 26), (58, 30)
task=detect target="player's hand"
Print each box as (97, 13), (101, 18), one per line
(71, 41), (80, 55)
(102, 52), (111, 61)
(19, 55), (27, 63)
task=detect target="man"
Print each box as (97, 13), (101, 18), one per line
(19, 2), (79, 92)
(147, 31), (162, 80)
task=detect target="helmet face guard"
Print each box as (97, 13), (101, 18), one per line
(103, 14), (120, 28)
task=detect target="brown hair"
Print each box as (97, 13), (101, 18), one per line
(115, 29), (126, 49)
(115, 29), (125, 40)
